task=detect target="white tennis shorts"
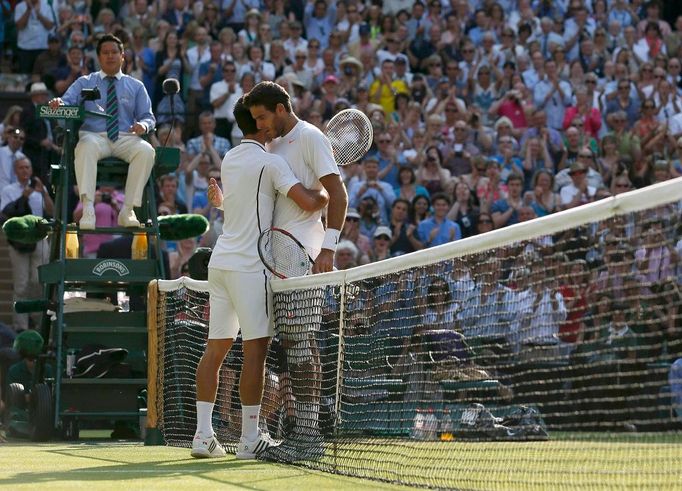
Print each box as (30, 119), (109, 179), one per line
(208, 268), (273, 341)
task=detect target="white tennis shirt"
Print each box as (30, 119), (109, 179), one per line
(267, 120), (339, 257)
(209, 139), (299, 272)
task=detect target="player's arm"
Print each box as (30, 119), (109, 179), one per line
(314, 173), (348, 274)
(287, 183), (329, 212)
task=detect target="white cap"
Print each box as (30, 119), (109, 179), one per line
(373, 226), (393, 239)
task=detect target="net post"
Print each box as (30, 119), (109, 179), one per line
(332, 281), (346, 471)
(145, 279), (164, 445)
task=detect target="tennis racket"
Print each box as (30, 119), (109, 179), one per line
(258, 227), (313, 279)
(325, 108), (373, 166)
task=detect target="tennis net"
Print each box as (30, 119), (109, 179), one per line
(148, 178), (682, 489)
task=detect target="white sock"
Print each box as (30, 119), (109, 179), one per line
(242, 404), (261, 441)
(196, 401), (214, 437)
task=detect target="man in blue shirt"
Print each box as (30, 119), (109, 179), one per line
(304, 0), (337, 50)
(491, 173), (524, 228)
(532, 59), (572, 131)
(417, 193), (461, 248)
(48, 34), (156, 230)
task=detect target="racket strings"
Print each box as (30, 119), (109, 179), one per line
(326, 110), (373, 165)
(260, 230), (310, 278)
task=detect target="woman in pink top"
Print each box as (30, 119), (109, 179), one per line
(563, 85), (602, 139)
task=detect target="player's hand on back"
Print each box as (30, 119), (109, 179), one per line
(207, 177), (223, 207)
(312, 249), (335, 274)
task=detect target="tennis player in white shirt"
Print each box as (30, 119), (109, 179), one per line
(191, 97), (328, 460)
(244, 81), (348, 461)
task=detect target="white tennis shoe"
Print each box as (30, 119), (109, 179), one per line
(235, 432), (281, 460)
(190, 433), (226, 458)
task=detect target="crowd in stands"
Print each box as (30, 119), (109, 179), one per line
(0, 0), (681, 431)
(0, 2), (682, 295)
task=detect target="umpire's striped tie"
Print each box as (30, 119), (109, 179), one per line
(106, 76), (119, 142)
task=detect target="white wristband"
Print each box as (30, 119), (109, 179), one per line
(321, 228), (341, 252)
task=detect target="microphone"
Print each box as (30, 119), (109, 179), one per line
(161, 78), (180, 146)
(162, 78), (180, 95)
(158, 214), (209, 241)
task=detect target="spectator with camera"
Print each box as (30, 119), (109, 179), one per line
(0, 157), (53, 332)
(348, 156), (396, 226)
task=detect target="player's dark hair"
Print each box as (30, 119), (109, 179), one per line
(96, 34), (124, 55)
(233, 96), (259, 135)
(243, 81), (292, 113)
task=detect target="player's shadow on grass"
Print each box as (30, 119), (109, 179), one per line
(0, 454), (313, 490)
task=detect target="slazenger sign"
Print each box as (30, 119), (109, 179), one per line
(92, 260), (130, 277)
(36, 105), (83, 120)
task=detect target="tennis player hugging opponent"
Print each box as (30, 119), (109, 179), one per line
(244, 81), (348, 462)
(191, 96), (330, 460)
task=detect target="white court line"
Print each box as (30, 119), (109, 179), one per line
(67, 469), (216, 474)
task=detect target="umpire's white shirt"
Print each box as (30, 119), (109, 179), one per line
(267, 120), (339, 256)
(209, 139), (299, 272)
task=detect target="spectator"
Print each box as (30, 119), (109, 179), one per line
(533, 59), (573, 131)
(372, 131), (401, 188)
(446, 181), (479, 239)
(358, 195), (381, 239)
(283, 20), (308, 62)
(634, 219), (674, 286)
(560, 162), (597, 210)
(369, 225), (393, 262)
(186, 111), (231, 159)
(0, 157), (53, 332)
(388, 198), (422, 256)
(339, 208), (371, 259)
(33, 33), (65, 90)
(158, 174), (187, 215)
(525, 169), (559, 217)
(522, 136), (554, 188)
(14, 0), (55, 74)
(420, 276), (460, 331)
(475, 211), (495, 235)
(460, 256), (517, 343)
(394, 165), (429, 203)
(410, 194), (431, 226)
(72, 186), (120, 257)
(0, 108), (23, 146)
(564, 85), (602, 139)
(558, 259), (589, 350)
(491, 173), (524, 228)
(0, 129), (25, 192)
(154, 30), (188, 108)
(369, 59), (408, 118)
(335, 240), (360, 270)
(348, 156), (396, 225)
(210, 61), (241, 140)
(53, 45), (94, 96)
(417, 193), (461, 248)
(239, 43), (276, 83)
(606, 80), (640, 128)
(21, 82), (59, 187)
(514, 260), (567, 361)
(416, 146), (454, 196)
(607, 111), (642, 162)
(304, 0), (337, 51)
